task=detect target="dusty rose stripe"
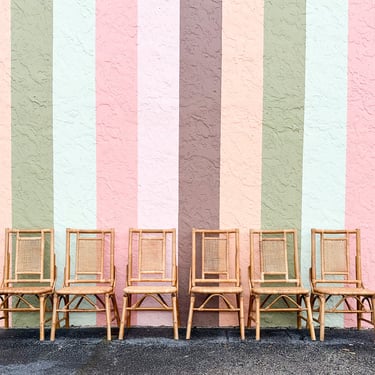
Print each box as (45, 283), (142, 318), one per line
(179, 0), (222, 327)
(0, 0), (11, 293)
(346, 0), (375, 326)
(96, 0), (138, 324)
(137, 0), (180, 326)
(219, 0), (263, 326)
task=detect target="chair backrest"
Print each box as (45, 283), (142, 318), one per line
(127, 229), (177, 286)
(249, 229), (301, 286)
(311, 229), (362, 287)
(64, 228), (115, 286)
(3, 228), (55, 287)
(191, 229), (240, 286)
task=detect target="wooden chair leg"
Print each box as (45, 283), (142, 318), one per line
(357, 296), (362, 330)
(305, 295), (316, 341)
(118, 295), (128, 340)
(172, 294), (179, 340)
(247, 294), (254, 328)
(105, 294), (112, 341)
(319, 295), (326, 341)
(296, 295), (302, 329)
(39, 295), (45, 341)
(3, 296), (9, 328)
(239, 294), (245, 340)
(372, 296), (375, 328)
(186, 295), (195, 340)
(50, 293), (58, 341)
(126, 294), (132, 328)
(63, 295), (69, 328)
(255, 295), (261, 341)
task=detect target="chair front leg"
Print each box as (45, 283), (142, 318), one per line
(105, 294), (112, 340)
(186, 295), (195, 340)
(172, 294), (179, 340)
(118, 294), (129, 340)
(39, 295), (46, 341)
(255, 295), (261, 341)
(50, 293), (58, 341)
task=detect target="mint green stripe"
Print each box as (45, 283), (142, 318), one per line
(11, 0), (53, 326)
(261, 0), (306, 327)
(53, 0), (96, 326)
(301, 0), (348, 327)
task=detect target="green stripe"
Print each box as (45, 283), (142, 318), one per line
(11, 0), (53, 327)
(261, 0), (306, 327)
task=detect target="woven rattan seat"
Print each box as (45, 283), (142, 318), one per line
(119, 229), (179, 340)
(310, 229), (375, 340)
(0, 228), (56, 340)
(248, 229), (315, 341)
(50, 229), (119, 341)
(186, 229), (245, 340)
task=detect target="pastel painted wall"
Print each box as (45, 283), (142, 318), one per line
(1, 0), (375, 329)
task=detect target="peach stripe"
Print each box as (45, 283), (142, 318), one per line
(0, 0), (11, 280)
(96, 0), (138, 324)
(346, 0), (375, 326)
(220, 0), (264, 326)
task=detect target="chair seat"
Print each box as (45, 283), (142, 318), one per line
(313, 286), (375, 296)
(191, 286), (243, 294)
(124, 285), (177, 294)
(251, 286), (309, 295)
(56, 285), (114, 295)
(0, 286), (53, 295)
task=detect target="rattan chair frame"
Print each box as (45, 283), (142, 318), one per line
(0, 228), (56, 340)
(247, 229), (315, 341)
(310, 228), (375, 340)
(50, 228), (119, 341)
(186, 229), (244, 340)
(119, 228), (179, 340)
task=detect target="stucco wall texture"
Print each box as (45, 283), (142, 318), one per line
(1, 0), (375, 329)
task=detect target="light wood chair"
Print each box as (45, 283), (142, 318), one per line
(119, 229), (179, 340)
(50, 228), (119, 341)
(248, 229), (315, 341)
(310, 228), (375, 341)
(0, 228), (55, 340)
(186, 229), (245, 340)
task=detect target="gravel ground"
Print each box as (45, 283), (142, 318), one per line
(0, 327), (374, 374)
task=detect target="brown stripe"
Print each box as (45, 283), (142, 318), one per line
(179, 0), (222, 327)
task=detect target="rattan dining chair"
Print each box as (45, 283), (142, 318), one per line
(119, 228), (179, 340)
(248, 229), (316, 341)
(186, 229), (245, 340)
(0, 228), (56, 340)
(310, 228), (375, 340)
(50, 228), (119, 341)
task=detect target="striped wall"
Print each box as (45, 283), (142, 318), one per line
(1, 0), (375, 329)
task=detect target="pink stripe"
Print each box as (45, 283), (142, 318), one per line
(0, 0), (11, 283)
(96, 0), (138, 325)
(346, 1), (375, 326)
(219, 0), (264, 326)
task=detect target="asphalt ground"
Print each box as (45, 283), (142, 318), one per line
(0, 327), (374, 374)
